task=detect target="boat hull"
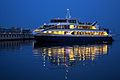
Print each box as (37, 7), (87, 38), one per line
(34, 35), (113, 44)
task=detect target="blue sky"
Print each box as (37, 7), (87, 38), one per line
(0, 0), (120, 32)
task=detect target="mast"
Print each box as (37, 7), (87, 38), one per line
(66, 9), (71, 19)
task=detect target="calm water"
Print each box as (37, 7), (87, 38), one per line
(0, 39), (120, 80)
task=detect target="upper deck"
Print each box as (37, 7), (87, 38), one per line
(38, 9), (98, 30)
(50, 18), (78, 23)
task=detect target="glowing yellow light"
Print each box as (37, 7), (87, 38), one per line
(43, 31), (47, 33)
(38, 44), (109, 62)
(70, 25), (74, 29)
(57, 31), (64, 35)
(53, 31), (58, 34)
(69, 53), (75, 61)
(48, 48), (52, 54)
(48, 31), (52, 33)
(103, 45), (108, 54)
(95, 32), (99, 35)
(91, 26), (96, 29)
(58, 31), (61, 34)
(58, 49), (61, 53)
(34, 29), (40, 32)
(103, 31), (108, 36)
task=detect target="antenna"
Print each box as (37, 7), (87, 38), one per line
(66, 9), (71, 19)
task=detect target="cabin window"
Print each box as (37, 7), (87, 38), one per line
(74, 32), (77, 35)
(57, 26), (61, 29)
(58, 31), (64, 35)
(78, 26), (82, 29)
(87, 32), (90, 35)
(79, 32), (82, 35)
(43, 31), (47, 33)
(71, 32), (75, 35)
(90, 26), (96, 29)
(70, 25), (74, 29)
(50, 19), (67, 23)
(95, 32), (98, 35)
(64, 31), (67, 34)
(98, 32), (101, 35)
(81, 32), (84, 35)
(84, 32), (87, 35)
(54, 31), (57, 34)
(66, 25), (69, 29)
(103, 32), (108, 36)
(48, 31), (52, 33)
(91, 32), (94, 35)
(68, 20), (76, 23)
(77, 32), (80, 35)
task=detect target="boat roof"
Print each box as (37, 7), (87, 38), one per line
(50, 18), (78, 20)
(50, 18), (79, 22)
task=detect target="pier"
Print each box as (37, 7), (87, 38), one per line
(0, 27), (34, 40)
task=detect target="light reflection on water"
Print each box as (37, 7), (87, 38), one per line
(33, 43), (109, 65)
(33, 42), (110, 80)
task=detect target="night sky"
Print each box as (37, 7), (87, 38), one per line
(0, 0), (120, 33)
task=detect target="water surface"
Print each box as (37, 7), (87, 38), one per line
(0, 40), (120, 80)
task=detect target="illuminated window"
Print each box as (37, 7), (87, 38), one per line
(48, 31), (52, 33)
(91, 26), (96, 29)
(54, 31), (58, 34)
(43, 31), (47, 33)
(77, 32), (80, 35)
(103, 31), (108, 36)
(79, 32), (82, 35)
(70, 25), (74, 29)
(81, 32), (84, 35)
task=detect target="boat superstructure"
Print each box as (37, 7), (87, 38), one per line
(33, 9), (113, 43)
